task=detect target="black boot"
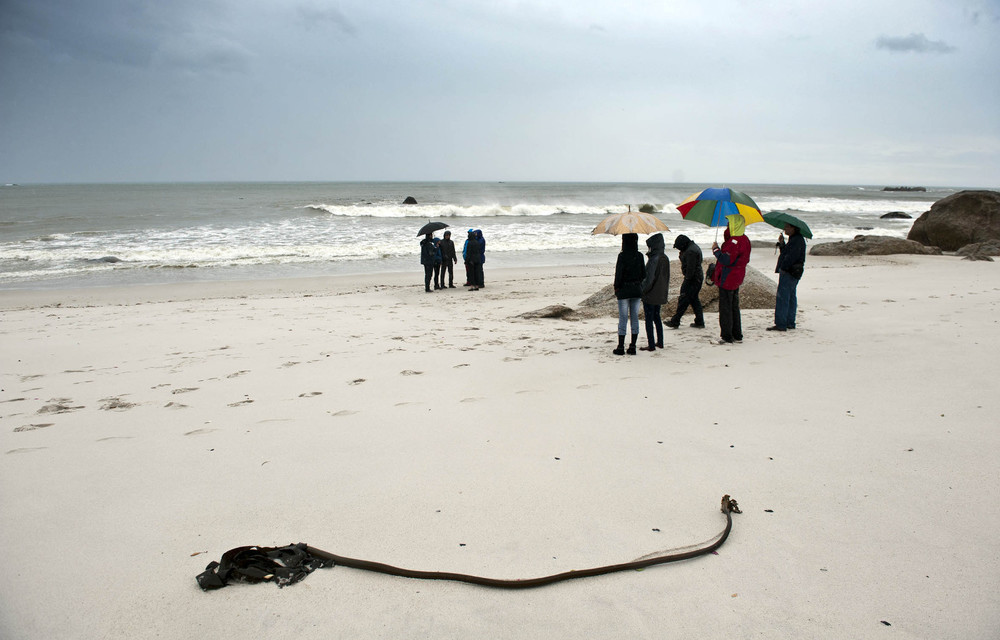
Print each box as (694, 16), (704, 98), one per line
(626, 334), (637, 355)
(665, 317), (680, 329)
(613, 335), (625, 356)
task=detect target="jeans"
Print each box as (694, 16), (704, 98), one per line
(671, 280), (704, 324)
(617, 298), (641, 336)
(774, 271), (799, 329)
(643, 303), (663, 346)
(442, 261), (454, 286)
(718, 287), (742, 342)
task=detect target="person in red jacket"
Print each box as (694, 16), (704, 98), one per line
(711, 214), (751, 344)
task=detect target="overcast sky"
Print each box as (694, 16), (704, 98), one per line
(1, 0), (998, 186)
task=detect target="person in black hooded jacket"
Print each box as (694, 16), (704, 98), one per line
(639, 233), (669, 351)
(666, 234), (705, 329)
(612, 233), (645, 355)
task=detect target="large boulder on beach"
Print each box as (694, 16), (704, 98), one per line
(956, 240), (1000, 262)
(527, 260), (776, 320)
(907, 190), (1000, 251)
(809, 235), (942, 256)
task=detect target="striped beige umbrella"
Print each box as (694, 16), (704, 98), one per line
(591, 205), (670, 235)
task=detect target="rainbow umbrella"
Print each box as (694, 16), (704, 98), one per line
(676, 188), (764, 227)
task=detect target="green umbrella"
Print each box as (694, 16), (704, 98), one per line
(762, 211), (813, 239)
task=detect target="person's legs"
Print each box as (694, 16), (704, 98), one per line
(444, 262), (454, 287)
(474, 263), (484, 289)
(788, 276), (798, 328)
(423, 265), (433, 292)
(614, 299), (628, 355)
(690, 281), (705, 326)
(718, 289), (734, 342)
(732, 288), (743, 341)
(433, 264), (441, 289)
(627, 298), (640, 354)
(773, 272), (791, 329)
(642, 302), (663, 351)
(667, 286), (688, 327)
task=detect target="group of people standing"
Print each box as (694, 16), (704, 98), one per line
(612, 214), (806, 353)
(420, 229), (486, 292)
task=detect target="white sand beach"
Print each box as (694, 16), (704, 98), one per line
(1, 251), (998, 639)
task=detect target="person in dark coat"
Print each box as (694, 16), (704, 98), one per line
(666, 234), (705, 329)
(767, 223), (807, 331)
(465, 229), (483, 291)
(612, 233), (646, 355)
(419, 233), (436, 293)
(431, 237), (443, 289)
(639, 233), (670, 351)
(475, 229), (486, 288)
(439, 230), (457, 288)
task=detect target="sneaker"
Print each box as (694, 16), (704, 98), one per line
(716, 338), (734, 345)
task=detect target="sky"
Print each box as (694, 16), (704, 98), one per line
(1, 0), (998, 187)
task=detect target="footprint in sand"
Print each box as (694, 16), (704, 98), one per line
(96, 436), (134, 442)
(460, 397), (484, 403)
(298, 391), (323, 397)
(100, 397), (137, 411)
(172, 387), (199, 395)
(348, 379), (366, 385)
(184, 428), (217, 436)
(38, 399), (84, 414)
(20, 374), (44, 382)
(400, 370), (423, 376)
(228, 399), (254, 407)
(329, 409), (358, 417)
(164, 402), (189, 409)
(503, 357), (522, 362)
(227, 370), (250, 378)
(13, 423), (54, 432)
(1, 398), (26, 404)
(281, 362), (301, 368)
(6, 447), (48, 454)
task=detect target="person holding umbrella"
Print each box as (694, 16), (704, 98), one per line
(613, 233), (646, 355)
(711, 214), (751, 344)
(768, 223), (807, 331)
(419, 233), (437, 293)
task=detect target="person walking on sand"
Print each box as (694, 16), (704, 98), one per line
(612, 233), (646, 355)
(439, 230), (457, 288)
(711, 215), (751, 344)
(665, 234), (705, 329)
(419, 233), (436, 293)
(639, 233), (669, 351)
(767, 223), (807, 332)
(465, 229), (483, 291)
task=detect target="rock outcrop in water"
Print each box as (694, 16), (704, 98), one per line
(906, 190), (1000, 252)
(402, 196), (418, 205)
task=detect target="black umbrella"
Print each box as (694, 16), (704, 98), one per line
(417, 221), (448, 236)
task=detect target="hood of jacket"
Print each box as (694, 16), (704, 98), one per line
(673, 234), (691, 251)
(726, 214), (746, 237)
(620, 233), (639, 252)
(645, 232), (665, 254)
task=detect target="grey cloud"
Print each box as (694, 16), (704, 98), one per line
(0, 0), (251, 72)
(875, 33), (957, 54)
(296, 4), (357, 35)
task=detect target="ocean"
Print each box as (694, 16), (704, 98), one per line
(0, 181), (958, 290)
